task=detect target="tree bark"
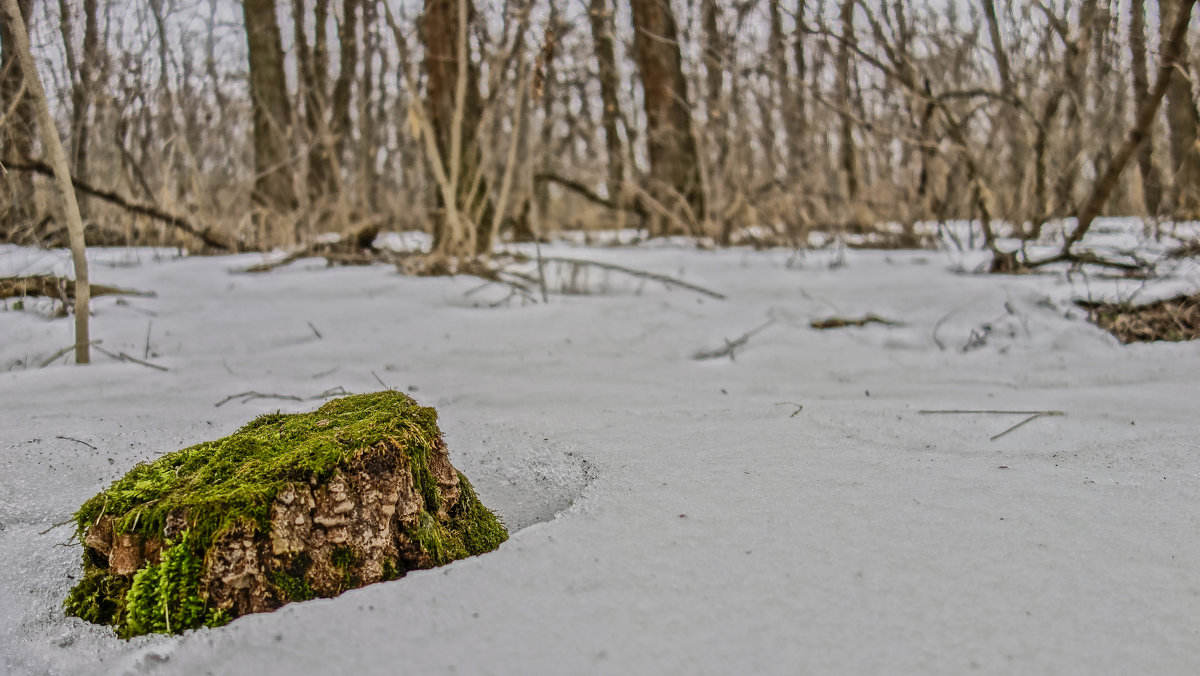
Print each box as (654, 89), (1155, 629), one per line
(629, 0), (706, 234)
(1, 0), (91, 364)
(243, 0), (299, 223)
(588, 0), (624, 204)
(1160, 0), (1200, 218)
(836, 0), (859, 206)
(791, 0), (808, 173)
(1128, 0), (1162, 214)
(0, 0), (35, 240)
(980, 0), (1026, 220)
(422, 0), (493, 255)
(330, 0), (361, 165)
(1060, 0), (1197, 253)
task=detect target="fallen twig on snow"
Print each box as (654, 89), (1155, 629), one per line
(56, 435), (97, 450)
(918, 409), (1065, 441)
(693, 319), (775, 361)
(93, 344), (169, 372)
(39, 339), (102, 368)
(1, 275), (154, 301)
(505, 253), (727, 300)
(811, 314), (903, 330)
(214, 386), (350, 407)
(774, 402), (805, 418)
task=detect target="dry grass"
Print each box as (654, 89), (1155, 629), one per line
(1079, 293), (1200, 344)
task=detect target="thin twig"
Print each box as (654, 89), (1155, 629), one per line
(308, 321), (323, 340)
(56, 435), (97, 450)
(39, 339), (101, 368)
(371, 370), (393, 390)
(990, 413), (1048, 441)
(39, 517), (75, 535)
(918, 409), (1065, 416)
(774, 402), (805, 417)
(214, 391), (303, 407)
(811, 314), (904, 330)
(512, 254), (726, 300)
(693, 319), (775, 360)
(93, 344), (168, 371)
(214, 387), (350, 407)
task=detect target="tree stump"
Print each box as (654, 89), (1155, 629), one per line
(64, 392), (508, 638)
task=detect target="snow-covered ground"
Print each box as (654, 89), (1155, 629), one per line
(2, 221), (1199, 675)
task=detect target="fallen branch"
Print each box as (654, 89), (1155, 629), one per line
(1, 157), (237, 251)
(39, 339), (102, 368)
(56, 435), (97, 450)
(215, 386), (350, 408)
(93, 344), (169, 372)
(510, 254), (727, 300)
(1, 275), (154, 301)
(534, 172), (646, 217)
(811, 314), (903, 330)
(693, 319), (775, 360)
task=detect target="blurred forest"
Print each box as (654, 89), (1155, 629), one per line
(1, 0), (1198, 264)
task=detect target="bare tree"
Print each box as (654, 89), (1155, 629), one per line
(0, 0), (35, 241)
(1, 0), (91, 363)
(629, 0), (706, 235)
(244, 0), (299, 232)
(1160, 0), (1200, 218)
(588, 0), (624, 204)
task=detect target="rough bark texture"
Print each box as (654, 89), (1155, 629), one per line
(1160, 0), (1200, 218)
(1129, 0), (1163, 215)
(294, 0), (338, 202)
(588, 0), (624, 203)
(836, 0), (858, 204)
(629, 0), (706, 235)
(243, 0), (299, 217)
(421, 0), (494, 255)
(330, 0), (361, 165)
(65, 392), (507, 638)
(0, 0), (36, 241)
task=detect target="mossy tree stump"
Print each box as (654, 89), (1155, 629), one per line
(64, 392), (507, 638)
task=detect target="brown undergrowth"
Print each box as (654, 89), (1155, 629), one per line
(1078, 293), (1200, 343)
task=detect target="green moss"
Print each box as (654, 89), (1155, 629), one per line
(73, 391), (442, 552)
(381, 559), (402, 582)
(64, 563), (131, 627)
(269, 571), (316, 602)
(122, 531), (225, 638)
(451, 473), (509, 556)
(407, 475), (508, 566)
(330, 545), (360, 591)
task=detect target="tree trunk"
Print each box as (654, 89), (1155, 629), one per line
(1129, 0), (1162, 215)
(769, 0), (801, 174)
(422, 0), (493, 256)
(629, 0), (706, 235)
(294, 0), (338, 202)
(243, 0), (299, 229)
(980, 0), (1026, 220)
(588, 0), (624, 204)
(1161, 0), (1200, 218)
(836, 0), (859, 207)
(0, 0), (36, 241)
(330, 0), (361, 165)
(58, 0), (99, 219)
(791, 0), (808, 174)
(1060, 0), (1197, 253)
(1, 0), (91, 364)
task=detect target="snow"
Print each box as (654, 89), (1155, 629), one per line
(2, 221), (1199, 674)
